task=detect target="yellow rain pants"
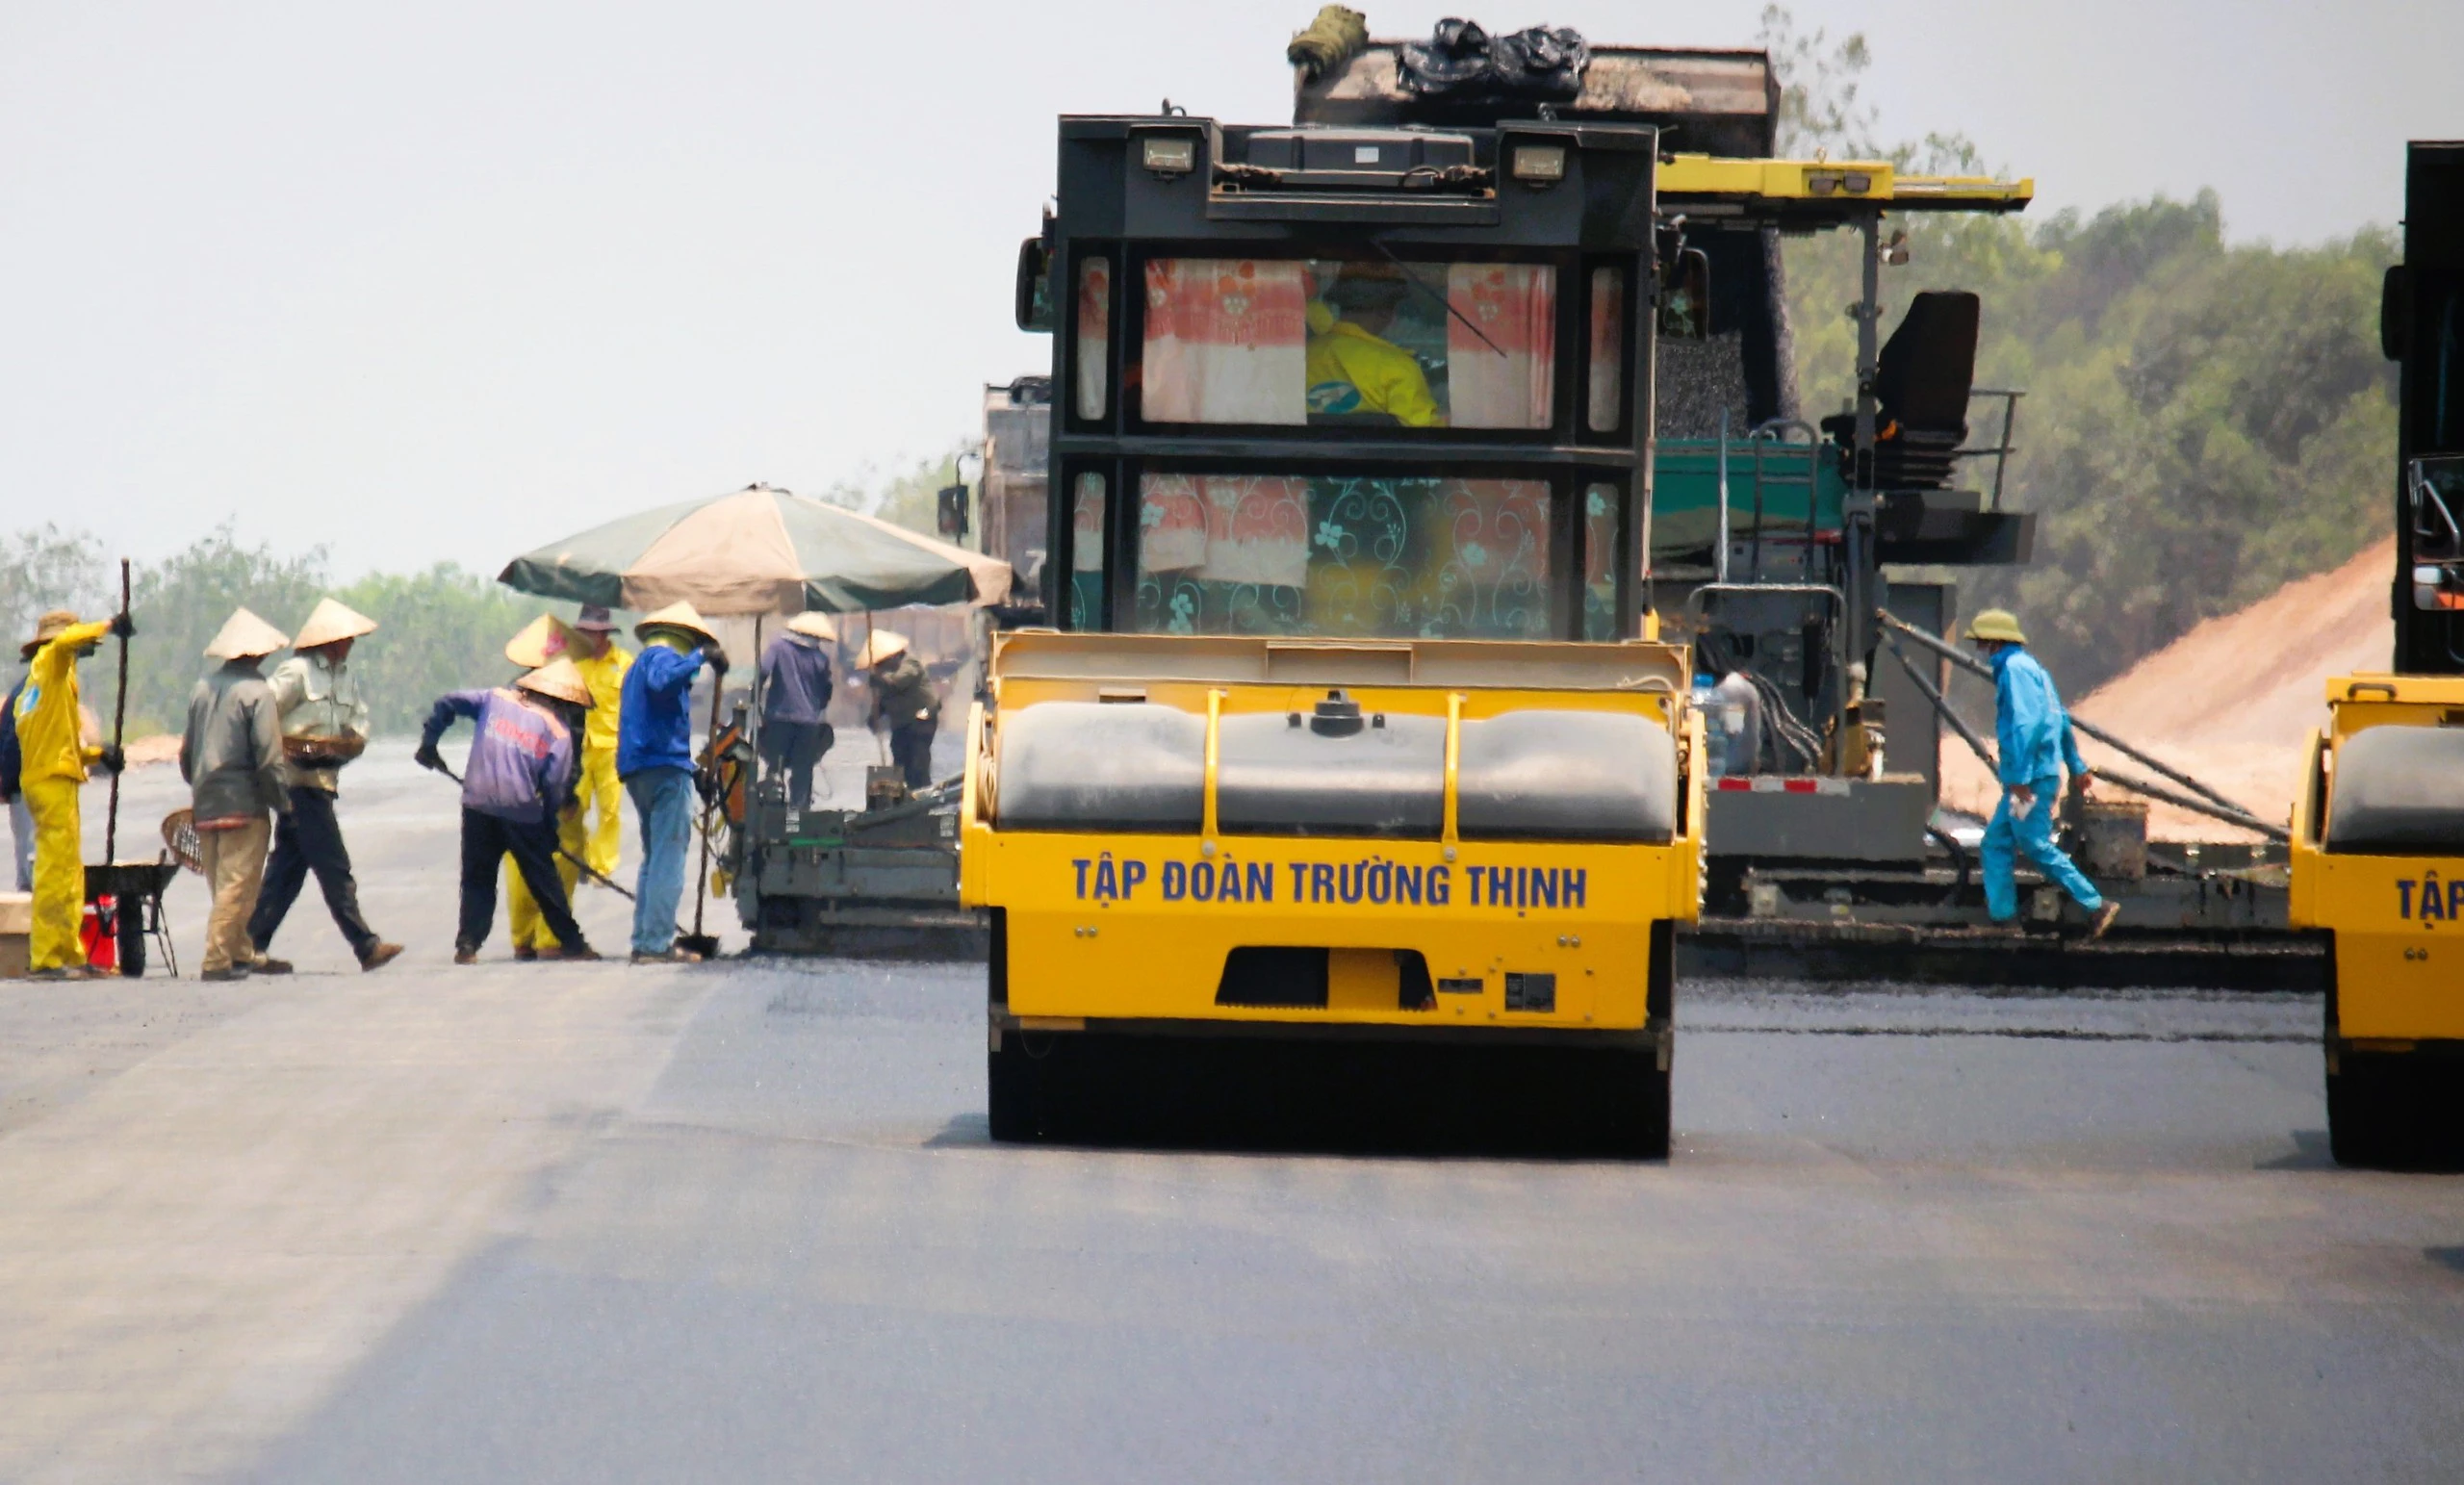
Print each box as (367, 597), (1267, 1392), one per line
(23, 778), (84, 972)
(580, 745), (624, 880)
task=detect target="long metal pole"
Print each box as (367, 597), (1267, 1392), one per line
(681, 667), (726, 955)
(103, 558), (131, 864)
(1883, 633), (2284, 839)
(1713, 412), (1731, 586)
(1879, 611), (2266, 821)
(1884, 635), (1994, 771)
(1843, 213), (1882, 673)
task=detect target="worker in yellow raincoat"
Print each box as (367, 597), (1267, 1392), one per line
(565, 604), (632, 881)
(13, 609), (129, 978)
(500, 614), (588, 960)
(1305, 265), (1445, 428)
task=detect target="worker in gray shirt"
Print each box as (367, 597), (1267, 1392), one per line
(179, 609), (292, 982)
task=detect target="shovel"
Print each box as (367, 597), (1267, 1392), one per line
(424, 757), (678, 929)
(675, 671), (726, 960)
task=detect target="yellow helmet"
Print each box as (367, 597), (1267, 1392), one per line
(1964, 608), (2027, 645)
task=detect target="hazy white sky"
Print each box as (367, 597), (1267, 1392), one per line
(2, 0), (2457, 578)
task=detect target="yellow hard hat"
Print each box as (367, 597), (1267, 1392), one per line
(1964, 608), (2027, 645)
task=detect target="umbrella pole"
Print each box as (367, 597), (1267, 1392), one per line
(678, 668), (726, 960)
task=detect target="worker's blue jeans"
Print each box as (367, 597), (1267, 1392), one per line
(626, 768), (693, 955)
(1984, 775), (2106, 922)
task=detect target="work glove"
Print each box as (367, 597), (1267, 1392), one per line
(414, 742), (446, 775)
(702, 644), (731, 677)
(97, 743), (125, 775)
(108, 611), (136, 640)
(693, 764), (720, 805)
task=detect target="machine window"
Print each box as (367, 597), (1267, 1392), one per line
(1586, 267), (1625, 433)
(1068, 472), (1106, 628)
(1076, 257), (1111, 421)
(1582, 481), (1619, 638)
(1130, 472), (1553, 638)
(1140, 257), (1555, 430)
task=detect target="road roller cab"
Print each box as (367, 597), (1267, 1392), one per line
(2290, 674), (2464, 1165)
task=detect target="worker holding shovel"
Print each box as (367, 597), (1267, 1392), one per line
(417, 658), (603, 964)
(617, 602), (727, 964)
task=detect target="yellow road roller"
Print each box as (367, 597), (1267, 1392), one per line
(2290, 674), (2464, 1166)
(961, 631), (1703, 1155)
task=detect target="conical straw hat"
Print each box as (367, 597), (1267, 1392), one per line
(785, 611), (837, 641)
(515, 657), (593, 707)
(504, 613), (575, 669)
(633, 600), (717, 647)
(856, 629), (910, 667)
(20, 609), (80, 659)
(293, 597), (377, 650)
(203, 607), (292, 660)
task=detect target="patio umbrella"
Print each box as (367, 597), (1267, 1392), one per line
(497, 483), (1011, 617)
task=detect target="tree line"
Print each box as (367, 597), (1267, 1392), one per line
(0, 523), (544, 738)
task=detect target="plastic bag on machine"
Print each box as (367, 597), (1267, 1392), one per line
(1397, 19), (1590, 103)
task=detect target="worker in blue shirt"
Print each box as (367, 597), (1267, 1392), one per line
(1966, 608), (2119, 938)
(618, 602), (728, 962)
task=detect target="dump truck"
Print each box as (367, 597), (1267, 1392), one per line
(960, 34), (1749, 1152)
(2285, 140), (2464, 1167)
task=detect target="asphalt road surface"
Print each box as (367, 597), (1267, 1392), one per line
(2, 755), (2457, 1482)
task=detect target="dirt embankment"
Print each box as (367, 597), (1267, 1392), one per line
(1939, 538), (2396, 838)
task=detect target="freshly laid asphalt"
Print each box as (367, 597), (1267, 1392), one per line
(0, 751), (2453, 1482)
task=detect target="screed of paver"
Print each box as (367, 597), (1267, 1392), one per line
(0, 961), (712, 1482)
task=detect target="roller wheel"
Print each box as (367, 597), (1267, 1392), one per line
(988, 1035), (1039, 1142)
(2328, 1053), (2464, 1170)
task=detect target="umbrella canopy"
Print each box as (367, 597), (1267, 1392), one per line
(498, 483), (1012, 617)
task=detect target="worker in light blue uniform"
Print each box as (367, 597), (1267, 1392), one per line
(1966, 608), (2121, 938)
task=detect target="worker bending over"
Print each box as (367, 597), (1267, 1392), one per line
(860, 630), (937, 791)
(758, 612), (835, 809)
(1966, 609), (2120, 939)
(180, 609), (292, 981)
(500, 615), (589, 960)
(13, 609), (128, 979)
(619, 602), (727, 963)
(567, 605), (632, 879)
(247, 598), (402, 972)
(417, 658), (602, 964)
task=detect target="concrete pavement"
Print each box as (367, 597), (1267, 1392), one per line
(0, 755), (2451, 1482)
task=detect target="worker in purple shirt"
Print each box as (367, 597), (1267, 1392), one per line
(757, 612), (836, 809)
(618, 602), (729, 963)
(416, 658), (602, 964)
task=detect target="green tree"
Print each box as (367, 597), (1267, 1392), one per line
(1759, 7), (2397, 695)
(334, 565), (545, 734)
(123, 525), (328, 735)
(0, 525), (110, 658)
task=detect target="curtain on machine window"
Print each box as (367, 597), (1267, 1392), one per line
(1076, 259), (1111, 421)
(1133, 473), (1552, 639)
(1141, 259), (1309, 424)
(1445, 264), (1556, 429)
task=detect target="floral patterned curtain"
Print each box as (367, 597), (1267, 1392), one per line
(1142, 260), (1309, 425)
(1445, 264), (1556, 429)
